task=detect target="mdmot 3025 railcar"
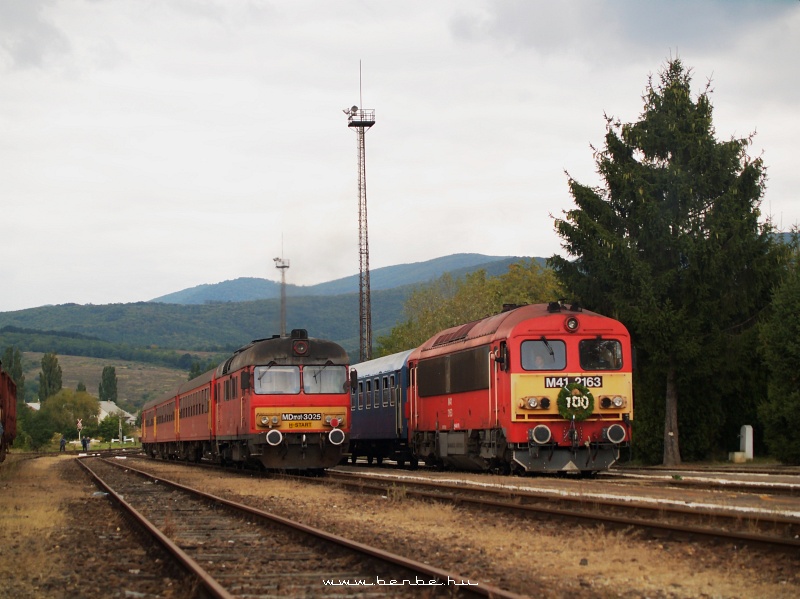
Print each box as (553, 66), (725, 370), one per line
(141, 330), (352, 471)
(350, 302), (633, 474)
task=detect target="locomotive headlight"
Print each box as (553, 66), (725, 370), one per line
(527, 397), (538, 409)
(292, 339), (309, 356)
(271, 415), (279, 425)
(260, 416), (269, 425)
(612, 396), (625, 408)
(564, 316), (580, 333)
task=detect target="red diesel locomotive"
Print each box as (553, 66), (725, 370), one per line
(141, 329), (351, 471)
(0, 362), (17, 464)
(406, 302), (633, 473)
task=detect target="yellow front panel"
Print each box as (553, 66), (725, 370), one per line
(254, 407), (347, 432)
(510, 372), (633, 421)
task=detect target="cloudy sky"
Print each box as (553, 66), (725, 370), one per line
(1, 1), (798, 313)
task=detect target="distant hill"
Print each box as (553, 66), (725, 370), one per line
(150, 254), (525, 304)
(0, 254), (537, 358)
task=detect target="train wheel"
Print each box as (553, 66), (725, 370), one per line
(490, 462), (511, 475)
(511, 463), (525, 476)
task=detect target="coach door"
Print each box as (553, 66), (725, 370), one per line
(390, 373), (402, 437)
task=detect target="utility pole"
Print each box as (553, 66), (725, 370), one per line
(273, 256), (290, 337)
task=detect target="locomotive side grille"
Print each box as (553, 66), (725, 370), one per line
(432, 321), (479, 347)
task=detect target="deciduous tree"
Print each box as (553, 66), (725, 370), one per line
(1, 346), (25, 397)
(98, 366), (118, 403)
(377, 259), (562, 356)
(38, 352), (62, 403)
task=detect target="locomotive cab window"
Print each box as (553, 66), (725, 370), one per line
(521, 340), (566, 371)
(579, 339), (623, 370)
(303, 365), (348, 394)
(254, 366), (300, 394)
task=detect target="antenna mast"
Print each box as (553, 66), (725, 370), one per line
(345, 62), (375, 362)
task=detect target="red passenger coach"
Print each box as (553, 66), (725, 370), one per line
(407, 302), (633, 474)
(141, 330), (351, 471)
(0, 363), (17, 464)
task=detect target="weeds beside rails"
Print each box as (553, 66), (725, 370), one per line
(386, 483), (407, 503)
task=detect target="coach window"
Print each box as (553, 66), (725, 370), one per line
(254, 365), (300, 394)
(373, 378), (380, 408)
(389, 374), (396, 406)
(579, 339), (623, 371)
(358, 381), (364, 410)
(521, 339), (567, 371)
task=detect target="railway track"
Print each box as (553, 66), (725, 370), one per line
(600, 468), (800, 496)
(318, 469), (800, 552)
(122, 455), (800, 551)
(79, 456), (525, 598)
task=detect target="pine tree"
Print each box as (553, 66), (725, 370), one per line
(759, 246), (800, 464)
(550, 59), (787, 465)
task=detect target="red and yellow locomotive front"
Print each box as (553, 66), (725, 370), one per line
(408, 303), (633, 473)
(215, 330), (351, 470)
(141, 330), (351, 471)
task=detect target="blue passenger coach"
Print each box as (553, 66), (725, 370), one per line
(348, 349), (416, 466)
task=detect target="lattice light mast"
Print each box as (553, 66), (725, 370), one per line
(273, 256), (290, 338)
(345, 104), (375, 362)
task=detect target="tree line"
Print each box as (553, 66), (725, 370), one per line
(0, 325), (223, 371)
(4, 349), (131, 449)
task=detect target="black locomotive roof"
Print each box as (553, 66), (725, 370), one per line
(216, 334), (349, 376)
(142, 331), (349, 411)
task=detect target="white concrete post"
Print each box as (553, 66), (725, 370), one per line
(740, 424), (753, 460)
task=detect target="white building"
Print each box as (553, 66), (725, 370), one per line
(26, 399), (136, 426)
(98, 401), (137, 426)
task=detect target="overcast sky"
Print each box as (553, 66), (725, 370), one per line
(1, 1), (798, 313)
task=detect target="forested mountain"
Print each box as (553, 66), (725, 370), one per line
(0, 254), (531, 359)
(149, 253), (525, 304)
